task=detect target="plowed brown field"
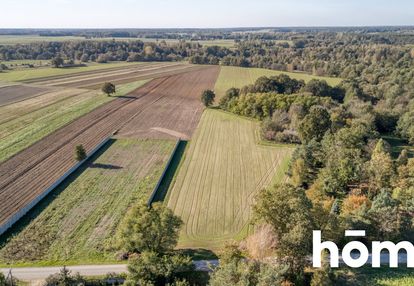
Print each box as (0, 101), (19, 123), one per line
(0, 66), (219, 233)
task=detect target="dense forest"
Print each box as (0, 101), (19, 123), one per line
(213, 31), (414, 284)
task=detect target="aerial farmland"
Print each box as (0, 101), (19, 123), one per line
(0, 53), (306, 265)
(1, 2), (414, 284)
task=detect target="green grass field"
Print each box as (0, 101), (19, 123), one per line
(0, 35), (235, 48)
(198, 39), (235, 48)
(136, 38), (235, 48)
(0, 62), (140, 82)
(214, 66), (343, 99)
(0, 35), (151, 45)
(0, 35), (88, 45)
(0, 139), (175, 266)
(335, 267), (414, 286)
(0, 80), (148, 162)
(167, 109), (293, 249)
(382, 134), (414, 158)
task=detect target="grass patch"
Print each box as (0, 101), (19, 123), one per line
(113, 79), (150, 97)
(167, 109), (294, 249)
(214, 66), (343, 100)
(0, 138), (176, 266)
(0, 80), (148, 162)
(136, 38), (235, 48)
(382, 134), (414, 159)
(0, 35), (89, 45)
(335, 267), (414, 286)
(0, 35), (149, 45)
(198, 40), (235, 48)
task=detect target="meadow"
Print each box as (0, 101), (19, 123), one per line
(167, 109), (293, 249)
(137, 38), (235, 48)
(214, 66), (343, 99)
(0, 35), (236, 48)
(0, 139), (175, 266)
(0, 35), (151, 45)
(0, 79), (148, 162)
(335, 267), (414, 286)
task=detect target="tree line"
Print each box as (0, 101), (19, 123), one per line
(213, 71), (414, 283)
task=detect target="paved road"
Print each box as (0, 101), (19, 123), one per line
(0, 261), (219, 281)
(1, 254), (408, 281)
(0, 264), (128, 281)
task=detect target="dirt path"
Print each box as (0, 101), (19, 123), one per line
(0, 66), (219, 234)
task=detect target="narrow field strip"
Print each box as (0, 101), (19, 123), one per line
(33, 63), (175, 87)
(0, 84), (51, 106)
(167, 109), (294, 249)
(0, 139), (176, 265)
(0, 80), (148, 162)
(214, 66), (342, 100)
(0, 62), (142, 82)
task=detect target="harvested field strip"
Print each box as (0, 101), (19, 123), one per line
(22, 62), (150, 84)
(53, 64), (205, 89)
(167, 109), (294, 249)
(0, 82), (18, 88)
(0, 139), (175, 265)
(0, 62), (142, 82)
(0, 84), (51, 106)
(0, 80), (148, 162)
(0, 66), (219, 235)
(0, 88), (93, 125)
(214, 66), (343, 99)
(31, 62), (174, 86)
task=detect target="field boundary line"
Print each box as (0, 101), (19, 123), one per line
(0, 77), (167, 187)
(0, 136), (112, 236)
(147, 139), (182, 206)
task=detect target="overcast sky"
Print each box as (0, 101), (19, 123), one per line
(1, 0), (413, 28)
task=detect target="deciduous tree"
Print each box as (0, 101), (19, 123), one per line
(102, 82), (116, 96)
(201, 89), (215, 107)
(253, 184), (313, 278)
(118, 203), (182, 254)
(298, 106), (331, 143)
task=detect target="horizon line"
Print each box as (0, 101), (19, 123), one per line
(1, 25), (414, 30)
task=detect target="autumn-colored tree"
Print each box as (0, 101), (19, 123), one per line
(240, 225), (277, 260)
(341, 190), (371, 215)
(366, 139), (394, 194)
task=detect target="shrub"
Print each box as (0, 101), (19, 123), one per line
(75, 145), (87, 161)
